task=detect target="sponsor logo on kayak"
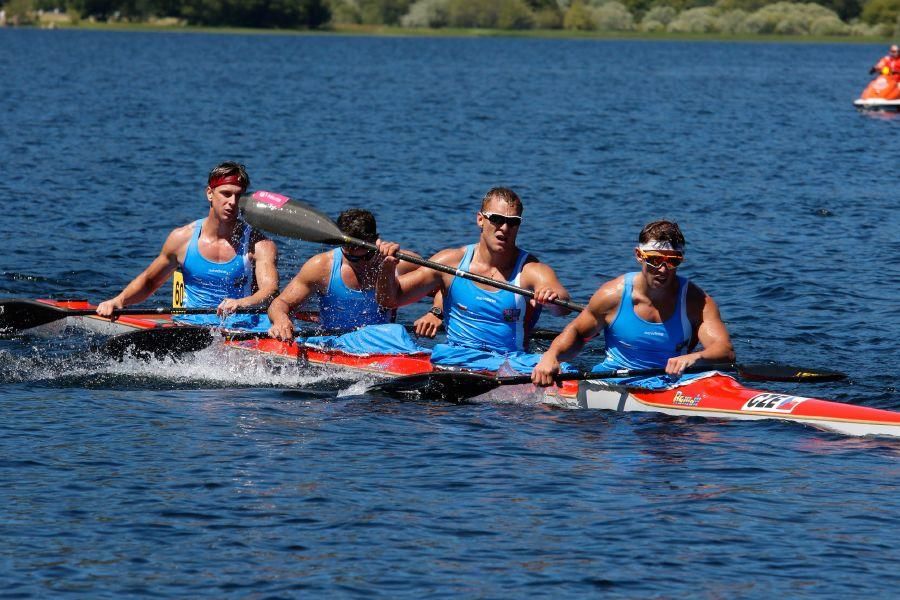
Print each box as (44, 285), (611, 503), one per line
(742, 393), (807, 413)
(672, 391), (701, 407)
(252, 190), (290, 208)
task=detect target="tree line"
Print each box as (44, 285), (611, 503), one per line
(3, 0), (899, 35)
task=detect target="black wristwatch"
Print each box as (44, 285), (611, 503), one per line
(429, 307), (444, 320)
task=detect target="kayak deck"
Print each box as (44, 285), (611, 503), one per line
(542, 374), (900, 438)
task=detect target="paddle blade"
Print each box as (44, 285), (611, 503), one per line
(736, 363), (847, 383)
(240, 191), (348, 245)
(98, 326), (216, 361)
(368, 371), (502, 402)
(0, 299), (68, 332)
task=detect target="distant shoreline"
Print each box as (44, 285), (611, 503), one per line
(9, 21), (891, 43)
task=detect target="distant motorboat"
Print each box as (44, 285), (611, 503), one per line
(854, 69), (900, 111)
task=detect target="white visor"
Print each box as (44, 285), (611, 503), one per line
(638, 240), (684, 253)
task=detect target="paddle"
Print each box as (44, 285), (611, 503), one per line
(97, 322), (564, 360)
(98, 325), (314, 360)
(0, 299), (268, 333)
(368, 362), (848, 402)
(239, 191), (587, 313)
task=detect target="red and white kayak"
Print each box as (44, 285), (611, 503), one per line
(543, 374), (900, 438)
(19, 299), (900, 438)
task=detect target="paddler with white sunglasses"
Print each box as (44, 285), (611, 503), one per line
(532, 220), (735, 388)
(376, 187), (574, 373)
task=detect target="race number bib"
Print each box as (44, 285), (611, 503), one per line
(172, 270), (185, 308)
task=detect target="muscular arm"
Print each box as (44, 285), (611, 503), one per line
(520, 260), (573, 317)
(376, 246), (459, 309)
(268, 253), (329, 340)
(665, 284), (735, 375)
(412, 289), (445, 338)
(96, 226), (188, 316)
(532, 277), (623, 386)
(244, 236), (278, 307)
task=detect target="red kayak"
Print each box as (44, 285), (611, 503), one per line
(10, 299), (900, 438)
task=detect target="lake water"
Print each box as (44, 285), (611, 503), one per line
(1, 29), (899, 597)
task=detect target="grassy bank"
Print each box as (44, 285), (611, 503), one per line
(17, 19), (891, 43)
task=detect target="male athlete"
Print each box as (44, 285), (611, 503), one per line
(376, 187), (572, 373)
(531, 220), (734, 387)
(97, 162), (278, 330)
(268, 208), (427, 340)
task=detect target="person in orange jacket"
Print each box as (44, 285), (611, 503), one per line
(871, 45), (900, 75)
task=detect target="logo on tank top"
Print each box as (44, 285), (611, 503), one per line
(502, 308), (521, 322)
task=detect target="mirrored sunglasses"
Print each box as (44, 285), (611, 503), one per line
(481, 212), (522, 228)
(638, 249), (684, 270)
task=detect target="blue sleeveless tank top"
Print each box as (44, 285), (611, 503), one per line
(600, 272), (692, 370)
(175, 219), (258, 328)
(319, 249), (392, 330)
(444, 245), (531, 353)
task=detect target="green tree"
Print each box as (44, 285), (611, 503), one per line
(862, 0), (900, 25)
(5, 0), (36, 22)
(563, 0), (595, 28)
(496, 0), (534, 27)
(358, 0), (412, 24)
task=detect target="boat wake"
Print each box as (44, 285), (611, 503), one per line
(0, 338), (360, 391)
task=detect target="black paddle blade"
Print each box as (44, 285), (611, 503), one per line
(98, 326), (216, 361)
(0, 299), (68, 332)
(736, 363), (847, 383)
(368, 371), (502, 402)
(240, 191), (348, 245)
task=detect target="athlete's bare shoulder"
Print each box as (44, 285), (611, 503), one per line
(431, 246), (466, 267)
(588, 275), (625, 316)
(303, 250), (333, 276)
(161, 222), (196, 253)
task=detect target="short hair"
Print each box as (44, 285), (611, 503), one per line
(480, 187), (523, 215)
(337, 209), (378, 243)
(207, 161), (250, 190)
(639, 220), (686, 248)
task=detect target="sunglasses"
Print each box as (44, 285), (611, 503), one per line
(480, 212), (522, 228)
(638, 249), (684, 270)
(342, 247), (376, 263)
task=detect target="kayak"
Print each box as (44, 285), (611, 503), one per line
(542, 373), (900, 438)
(854, 72), (900, 110)
(15, 300), (900, 438)
(19, 299), (437, 378)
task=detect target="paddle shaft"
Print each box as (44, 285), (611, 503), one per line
(238, 193), (587, 313)
(344, 237), (587, 314)
(65, 307), (266, 317)
(495, 362), (737, 386)
(492, 361), (844, 386)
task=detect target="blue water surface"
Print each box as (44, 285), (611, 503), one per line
(1, 29), (899, 597)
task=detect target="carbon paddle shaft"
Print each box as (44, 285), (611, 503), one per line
(239, 192), (587, 314)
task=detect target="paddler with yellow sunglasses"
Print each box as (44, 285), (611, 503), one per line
(532, 220), (734, 388)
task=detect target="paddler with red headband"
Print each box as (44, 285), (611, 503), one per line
(532, 220), (734, 388)
(97, 161), (279, 330)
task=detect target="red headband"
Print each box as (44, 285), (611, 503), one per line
(208, 174), (246, 191)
